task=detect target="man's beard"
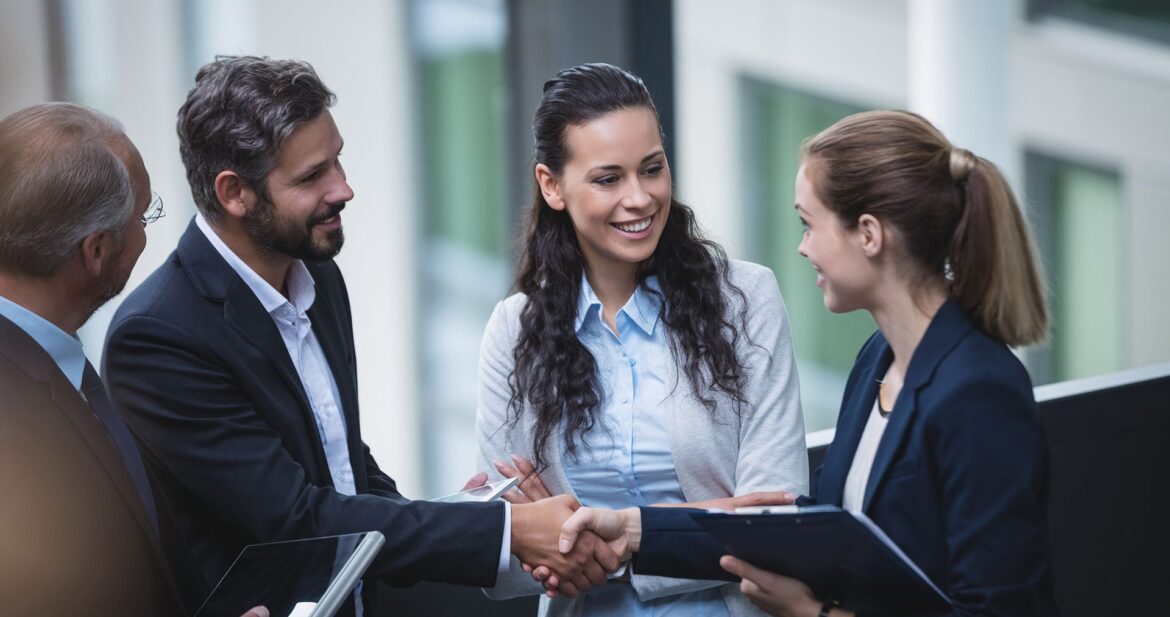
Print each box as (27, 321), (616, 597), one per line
(244, 197), (345, 262)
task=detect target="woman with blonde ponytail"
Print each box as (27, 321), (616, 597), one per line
(712, 109), (1059, 616)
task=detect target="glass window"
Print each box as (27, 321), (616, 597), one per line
(413, 0), (511, 496)
(1025, 153), (1126, 384)
(741, 79), (874, 433)
(1029, 0), (1170, 46)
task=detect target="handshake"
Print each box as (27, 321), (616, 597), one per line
(490, 456), (796, 598)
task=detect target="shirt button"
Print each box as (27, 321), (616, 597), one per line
(627, 489), (637, 496)
(627, 358), (636, 366)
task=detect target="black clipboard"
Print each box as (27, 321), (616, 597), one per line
(195, 531), (385, 617)
(691, 506), (950, 614)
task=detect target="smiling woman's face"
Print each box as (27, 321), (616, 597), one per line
(795, 162), (875, 314)
(538, 106), (671, 282)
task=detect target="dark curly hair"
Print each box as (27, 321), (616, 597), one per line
(510, 63), (749, 471)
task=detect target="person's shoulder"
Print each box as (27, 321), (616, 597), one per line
(488, 291), (527, 330)
(947, 327), (1031, 385)
(723, 258), (780, 297)
(726, 258), (775, 286)
(113, 251), (188, 321)
(925, 328), (1037, 424)
(724, 259), (785, 318)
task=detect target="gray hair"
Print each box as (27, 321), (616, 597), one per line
(177, 55), (336, 223)
(0, 102), (133, 277)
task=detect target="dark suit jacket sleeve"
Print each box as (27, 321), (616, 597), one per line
(632, 507), (737, 582)
(359, 445), (401, 499)
(104, 314), (505, 587)
(902, 378), (1052, 617)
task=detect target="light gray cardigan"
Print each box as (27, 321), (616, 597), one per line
(475, 259), (809, 617)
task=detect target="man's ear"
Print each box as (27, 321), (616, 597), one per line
(857, 213), (885, 258)
(535, 164), (565, 211)
(78, 229), (118, 277)
(214, 170), (256, 219)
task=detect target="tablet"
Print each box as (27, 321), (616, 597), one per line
(430, 476), (518, 503)
(195, 531), (385, 617)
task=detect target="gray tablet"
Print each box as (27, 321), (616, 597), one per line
(430, 476), (518, 503)
(195, 531), (385, 617)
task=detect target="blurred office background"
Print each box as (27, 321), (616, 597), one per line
(2, 0), (1167, 500)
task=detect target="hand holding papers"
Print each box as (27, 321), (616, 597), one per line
(692, 506), (950, 614)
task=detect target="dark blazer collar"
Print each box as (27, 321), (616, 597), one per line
(860, 297), (974, 510)
(175, 218), (353, 486)
(817, 332), (889, 507)
(0, 313), (174, 582)
(176, 219), (307, 392)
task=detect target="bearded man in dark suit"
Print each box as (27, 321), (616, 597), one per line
(102, 56), (617, 617)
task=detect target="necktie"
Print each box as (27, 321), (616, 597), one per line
(81, 361), (160, 536)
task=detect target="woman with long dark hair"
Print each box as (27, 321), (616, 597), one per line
(475, 63), (808, 616)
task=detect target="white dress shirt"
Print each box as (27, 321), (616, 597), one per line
(842, 399), (889, 513)
(196, 215), (511, 587)
(196, 215), (366, 613)
(196, 215), (356, 495)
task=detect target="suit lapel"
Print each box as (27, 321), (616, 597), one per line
(819, 339), (891, 506)
(176, 221), (333, 482)
(0, 315), (168, 571)
(861, 299), (972, 511)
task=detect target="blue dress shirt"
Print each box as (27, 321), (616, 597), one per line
(563, 276), (730, 617)
(0, 295), (87, 389)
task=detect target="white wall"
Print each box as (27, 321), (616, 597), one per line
(0, 0), (52, 113)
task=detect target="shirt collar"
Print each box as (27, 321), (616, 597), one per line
(195, 213), (316, 316)
(0, 294), (88, 390)
(573, 274), (662, 336)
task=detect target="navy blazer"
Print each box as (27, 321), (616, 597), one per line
(103, 220), (505, 613)
(636, 299), (1059, 617)
(0, 314), (184, 616)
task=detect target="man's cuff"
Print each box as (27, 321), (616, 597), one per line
(498, 501), (512, 574)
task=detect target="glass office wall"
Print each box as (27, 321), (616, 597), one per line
(742, 78), (873, 432)
(1026, 153), (1125, 384)
(413, 0), (512, 496)
(1029, 0), (1170, 44)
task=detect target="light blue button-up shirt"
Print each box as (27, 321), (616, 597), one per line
(196, 214), (357, 495)
(564, 276), (729, 617)
(0, 294), (87, 389)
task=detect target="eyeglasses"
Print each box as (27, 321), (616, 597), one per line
(141, 192), (165, 226)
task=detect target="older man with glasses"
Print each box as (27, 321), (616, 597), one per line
(0, 102), (266, 617)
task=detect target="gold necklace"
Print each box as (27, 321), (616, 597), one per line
(876, 379), (894, 418)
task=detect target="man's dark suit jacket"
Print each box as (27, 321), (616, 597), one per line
(0, 313), (184, 617)
(634, 299), (1060, 617)
(103, 220), (505, 613)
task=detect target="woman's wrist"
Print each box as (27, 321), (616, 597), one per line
(622, 507), (642, 554)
